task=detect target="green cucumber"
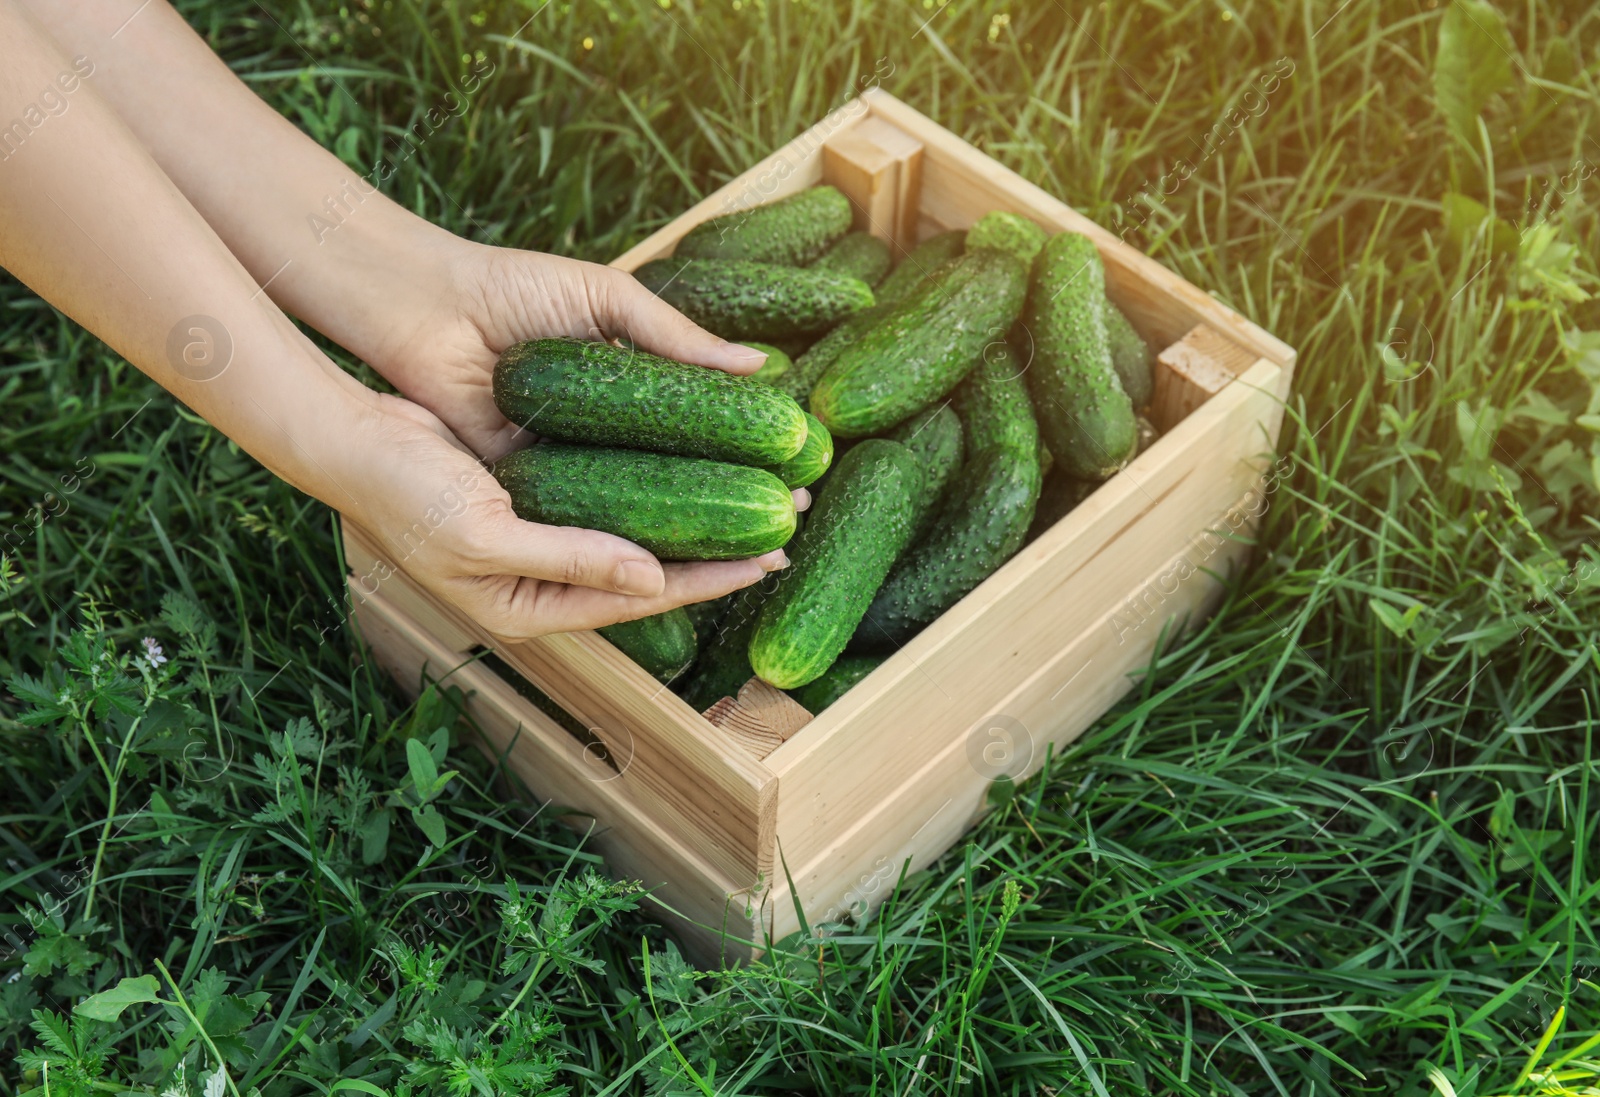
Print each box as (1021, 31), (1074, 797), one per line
(744, 342), (793, 385)
(810, 231), (892, 286)
(874, 229), (966, 307)
(493, 337), (806, 465)
(677, 584), (772, 710)
(597, 609), (697, 683)
(854, 356), (1040, 652)
(809, 248), (1027, 438)
(776, 306), (883, 405)
(1105, 301), (1153, 409)
(965, 211), (1048, 265)
(674, 185), (852, 266)
(683, 593), (733, 643)
(1026, 415), (1158, 542)
(749, 440), (922, 688)
(788, 654), (883, 713)
(491, 444), (795, 562)
(766, 413), (834, 489)
(1023, 233), (1137, 481)
(888, 404), (964, 533)
(633, 257), (874, 342)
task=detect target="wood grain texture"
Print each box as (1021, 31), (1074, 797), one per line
(349, 580), (766, 965)
(1150, 323), (1264, 433)
(342, 523), (777, 886)
(820, 116), (924, 252)
(703, 678), (814, 759)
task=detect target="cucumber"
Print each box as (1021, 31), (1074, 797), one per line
(776, 306), (883, 405)
(766, 413), (834, 489)
(874, 229), (966, 307)
(674, 185), (852, 266)
(888, 404), (964, 533)
(1136, 414), (1159, 453)
(749, 440), (923, 689)
(1023, 233), (1137, 481)
(597, 609), (697, 683)
(965, 211), (1048, 265)
(810, 231), (892, 286)
(744, 342), (794, 385)
(854, 356), (1041, 652)
(491, 444), (795, 562)
(1105, 301), (1153, 409)
(788, 654), (883, 713)
(809, 248), (1028, 438)
(677, 584), (772, 710)
(1027, 414), (1159, 542)
(633, 257), (874, 342)
(493, 338), (806, 465)
(683, 593), (733, 643)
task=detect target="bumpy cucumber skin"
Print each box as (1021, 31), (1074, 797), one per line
(874, 230), (967, 307)
(674, 185), (853, 266)
(633, 257), (874, 341)
(750, 440), (923, 689)
(677, 583), (773, 710)
(888, 404), (965, 533)
(788, 654), (883, 713)
(965, 211), (1048, 265)
(493, 338), (806, 465)
(810, 231), (892, 286)
(855, 357), (1041, 652)
(491, 444), (796, 561)
(766, 413), (834, 489)
(598, 608), (698, 684)
(809, 248), (1028, 438)
(744, 342), (793, 385)
(1105, 301), (1153, 409)
(1022, 234), (1138, 481)
(776, 305), (884, 405)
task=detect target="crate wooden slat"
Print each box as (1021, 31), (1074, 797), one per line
(343, 91), (1297, 964)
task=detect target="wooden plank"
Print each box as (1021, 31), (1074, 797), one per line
(703, 678), (814, 759)
(821, 116), (924, 252)
(609, 98), (870, 273)
(765, 506), (1256, 942)
(765, 360), (1286, 871)
(348, 581), (763, 966)
(344, 525), (477, 654)
(861, 89), (1297, 380)
(342, 523), (778, 886)
(1150, 324), (1263, 433)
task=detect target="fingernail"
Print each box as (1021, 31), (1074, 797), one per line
(793, 488), (811, 511)
(763, 551), (790, 571)
(614, 559), (665, 596)
(726, 343), (769, 363)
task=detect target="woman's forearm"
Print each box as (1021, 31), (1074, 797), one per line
(16, 0), (461, 374)
(0, 0), (382, 517)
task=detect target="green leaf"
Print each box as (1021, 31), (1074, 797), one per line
(74, 974), (161, 1021)
(1433, 0), (1516, 145)
(405, 737), (438, 798)
(1440, 192), (1518, 256)
(412, 804), (447, 848)
(1369, 599), (1410, 637)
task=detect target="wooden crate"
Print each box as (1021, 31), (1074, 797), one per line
(343, 89), (1297, 966)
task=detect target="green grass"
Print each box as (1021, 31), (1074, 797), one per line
(4, 0), (1600, 1094)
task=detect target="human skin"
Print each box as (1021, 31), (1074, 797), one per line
(2, 0), (800, 639)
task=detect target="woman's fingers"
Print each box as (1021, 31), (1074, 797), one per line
(473, 552), (790, 640)
(591, 264), (769, 374)
(479, 519), (669, 596)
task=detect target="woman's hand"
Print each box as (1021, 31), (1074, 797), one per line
(347, 393), (790, 639)
(368, 239), (772, 461)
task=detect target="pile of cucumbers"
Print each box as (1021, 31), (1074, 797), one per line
(488, 185), (1157, 713)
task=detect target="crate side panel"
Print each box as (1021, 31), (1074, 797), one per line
(766, 362), (1284, 870)
(766, 516), (1255, 942)
(343, 524), (777, 885)
(350, 583), (763, 967)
